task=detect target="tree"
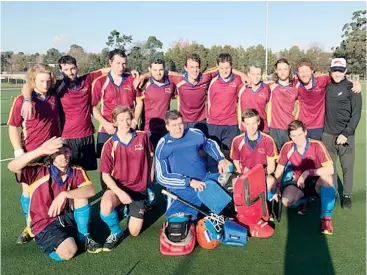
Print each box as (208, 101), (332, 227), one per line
(145, 36), (163, 58)
(333, 10), (366, 75)
(67, 44), (88, 74)
(279, 46), (305, 68)
(44, 48), (62, 65)
(106, 30), (132, 52)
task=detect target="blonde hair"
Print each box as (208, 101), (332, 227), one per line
(112, 105), (133, 122)
(26, 63), (57, 90)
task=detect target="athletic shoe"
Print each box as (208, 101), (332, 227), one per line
(321, 217), (334, 235)
(341, 195), (352, 209)
(102, 233), (123, 252)
(16, 228), (32, 244)
(297, 203), (308, 216)
(85, 236), (102, 253)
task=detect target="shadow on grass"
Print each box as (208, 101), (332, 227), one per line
(284, 200), (335, 275)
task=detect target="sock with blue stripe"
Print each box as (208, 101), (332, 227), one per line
(320, 185), (336, 219)
(100, 209), (122, 237)
(48, 251), (64, 262)
(20, 193), (30, 224)
(267, 190), (275, 201)
(74, 204), (90, 240)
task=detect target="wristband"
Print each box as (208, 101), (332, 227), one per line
(14, 149), (25, 158)
(308, 169), (316, 177)
(23, 97), (31, 102)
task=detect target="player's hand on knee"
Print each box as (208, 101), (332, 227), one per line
(103, 122), (116, 135)
(48, 191), (67, 217)
(117, 190), (133, 205)
(21, 100), (33, 120)
(40, 137), (64, 156)
(297, 171), (308, 189)
(190, 179), (206, 192)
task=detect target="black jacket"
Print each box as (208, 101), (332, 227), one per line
(324, 78), (362, 137)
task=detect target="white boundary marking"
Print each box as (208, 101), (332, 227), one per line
(1, 158), (13, 162)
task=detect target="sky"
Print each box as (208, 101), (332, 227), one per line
(1, 1), (366, 54)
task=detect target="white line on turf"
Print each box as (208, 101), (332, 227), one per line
(0, 158), (13, 162)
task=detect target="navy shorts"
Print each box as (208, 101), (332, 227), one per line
(307, 128), (323, 141)
(207, 124), (239, 151)
(35, 205), (77, 255)
(269, 128), (289, 151)
(64, 135), (97, 171)
(184, 120), (208, 137)
(113, 186), (149, 219)
(282, 176), (319, 198)
(96, 132), (112, 158)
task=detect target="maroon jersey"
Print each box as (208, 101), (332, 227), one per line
(8, 92), (60, 151)
(267, 82), (298, 130)
(142, 77), (174, 133)
(169, 70), (218, 123)
(100, 130), (153, 192)
(59, 71), (103, 139)
(91, 72), (142, 133)
(207, 74), (242, 125)
(296, 75), (330, 129)
(238, 82), (271, 132)
(278, 139), (333, 181)
(17, 164), (92, 236)
(230, 131), (278, 170)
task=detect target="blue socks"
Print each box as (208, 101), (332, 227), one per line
(100, 209), (122, 237)
(74, 204), (90, 240)
(320, 186), (336, 219)
(49, 251), (64, 262)
(267, 190), (275, 201)
(20, 194), (30, 225)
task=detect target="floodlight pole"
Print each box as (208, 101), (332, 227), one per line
(265, 1), (269, 79)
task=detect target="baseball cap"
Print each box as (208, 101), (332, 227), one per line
(330, 58), (347, 72)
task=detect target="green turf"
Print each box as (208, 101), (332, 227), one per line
(1, 89), (366, 275)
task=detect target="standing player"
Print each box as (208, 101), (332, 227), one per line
(20, 55), (110, 170)
(8, 137), (101, 261)
(155, 110), (228, 222)
(206, 53), (242, 158)
(99, 106), (153, 251)
(267, 58), (298, 151)
(322, 58), (362, 209)
(8, 64), (60, 244)
(92, 49), (143, 159)
(230, 109), (278, 197)
(273, 120), (335, 235)
(140, 58), (175, 148)
(238, 63), (271, 133)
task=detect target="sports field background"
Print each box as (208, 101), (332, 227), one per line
(1, 88), (366, 275)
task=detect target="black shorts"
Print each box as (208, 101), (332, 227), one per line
(96, 132), (112, 158)
(184, 120), (208, 137)
(64, 135), (97, 171)
(35, 206), (77, 255)
(207, 124), (239, 151)
(116, 187), (148, 219)
(282, 176), (319, 198)
(269, 128), (289, 151)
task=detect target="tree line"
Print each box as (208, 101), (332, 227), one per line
(1, 10), (365, 77)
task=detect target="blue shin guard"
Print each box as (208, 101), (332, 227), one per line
(20, 194), (30, 224)
(49, 251), (64, 262)
(74, 204), (90, 240)
(100, 209), (122, 237)
(320, 186), (336, 219)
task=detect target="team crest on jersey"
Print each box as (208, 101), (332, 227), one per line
(165, 87), (172, 94)
(312, 87), (321, 93)
(229, 83), (237, 88)
(259, 92), (266, 98)
(258, 148), (266, 154)
(134, 144), (144, 151)
(123, 86), (132, 91)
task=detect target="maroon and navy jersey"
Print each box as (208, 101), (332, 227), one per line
(230, 131), (278, 170)
(296, 75), (330, 129)
(267, 82), (298, 130)
(207, 74), (242, 125)
(100, 130), (153, 192)
(17, 164), (92, 236)
(278, 139), (333, 181)
(238, 82), (271, 132)
(141, 77), (174, 133)
(8, 92), (60, 152)
(91, 72), (142, 133)
(169, 69), (218, 123)
(59, 71), (103, 139)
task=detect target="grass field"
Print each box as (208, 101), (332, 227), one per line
(1, 88), (366, 275)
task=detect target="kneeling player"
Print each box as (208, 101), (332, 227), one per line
(7, 137), (101, 261)
(99, 106), (153, 251)
(273, 120), (335, 235)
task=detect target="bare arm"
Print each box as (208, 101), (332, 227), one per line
(132, 100), (143, 129)
(8, 126), (23, 152)
(64, 184), (95, 199)
(233, 160), (242, 174)
(232, 68), (251, 85)
(274, 163), (285, 182)
(92, 106), (115, 135)
(102, 173), (122, 194)
(266, 158), (276, 175)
